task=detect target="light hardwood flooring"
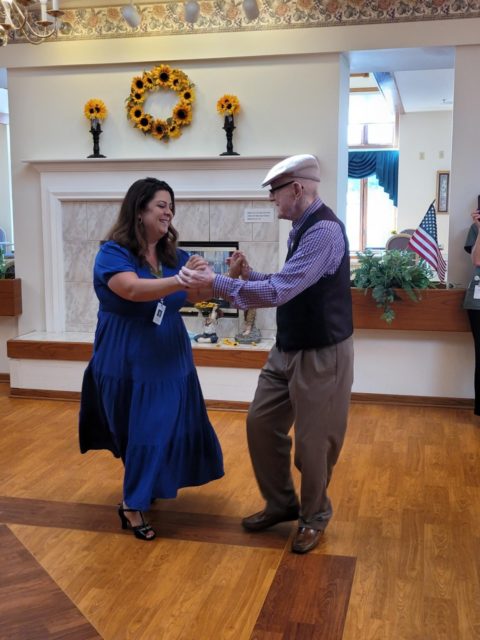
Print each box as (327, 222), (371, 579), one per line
(1, 381), (480, 639)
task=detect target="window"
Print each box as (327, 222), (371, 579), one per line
(347, 176), (396, 252)
(348, 92), (397, 148)
(347, 86), (398, 251)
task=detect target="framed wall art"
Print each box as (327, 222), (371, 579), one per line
(436, 170), (450, 213)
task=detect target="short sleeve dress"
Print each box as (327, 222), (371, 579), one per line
(79, 241), (224, 510)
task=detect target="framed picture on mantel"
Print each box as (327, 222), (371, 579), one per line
(436, 170), (450, 213)
(178, 241), (239, 317)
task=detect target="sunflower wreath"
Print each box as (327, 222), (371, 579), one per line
(125, 64), (195, 142)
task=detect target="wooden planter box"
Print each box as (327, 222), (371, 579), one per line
(352, 287), (470, 332)
(0, 279), (22, 316)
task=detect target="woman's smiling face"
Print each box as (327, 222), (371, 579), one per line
(140, 189), (174, 242)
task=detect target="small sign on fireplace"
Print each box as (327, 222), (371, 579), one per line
(244, 207), (275, 223)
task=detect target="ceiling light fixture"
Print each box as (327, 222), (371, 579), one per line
(0, 0), (64, 46)
(243, 0), (259, 20)
(184, 0), (200, 24)
(121, 2), (141, 28)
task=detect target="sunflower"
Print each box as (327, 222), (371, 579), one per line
(129, 106), (144, 122)
(136, 114), (153, 133)
(131, 77), (146, 94)
(216, 94), (240, 116)
(168, 122), (182, 138)
(173, 102), (192, 126)
(154, 64), (172, 87)
(84, 98), (108, 121)
(168, 70), (183, 90)
(130, 90), (146, 103)
(169, 69), (190, 91)
(180, 87), (195, 104)
(151, 119), (168, 140)
(142, 72), (155, 90)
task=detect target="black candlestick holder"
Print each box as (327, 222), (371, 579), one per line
(87, 119), (106, 158)
(220, 114), (240, 156)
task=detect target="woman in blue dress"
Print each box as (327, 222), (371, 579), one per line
(79, 177), (224, 540)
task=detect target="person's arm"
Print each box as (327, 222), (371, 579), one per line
(178, 221), (344, 310)
(470, 211), (480, 266)
(108, 271), (186, 301)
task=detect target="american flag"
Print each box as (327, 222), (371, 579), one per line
(407, 201), (447, 281)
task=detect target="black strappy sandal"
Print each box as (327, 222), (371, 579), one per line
(117, 505), (156, 541)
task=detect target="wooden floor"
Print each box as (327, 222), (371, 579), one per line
(1, 382), (480, 640)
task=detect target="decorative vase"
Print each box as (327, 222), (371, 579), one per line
(87, 119), (106, 158)
(220, 114), (240, 156)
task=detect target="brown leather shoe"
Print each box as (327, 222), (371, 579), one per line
(291, 526), (322, 554)
(242, 507), (299, 532)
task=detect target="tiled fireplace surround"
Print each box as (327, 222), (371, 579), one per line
(30, 157), (284, 341)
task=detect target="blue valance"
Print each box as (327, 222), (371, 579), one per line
(348, 149), (399, 207)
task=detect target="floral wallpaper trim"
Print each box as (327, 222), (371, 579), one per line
(11, 0), (480, 44)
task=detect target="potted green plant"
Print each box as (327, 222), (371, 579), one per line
(0, 247), (22, 316)
(352, 249), (435, 323)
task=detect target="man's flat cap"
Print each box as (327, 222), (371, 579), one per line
(261, 154), (320, 188)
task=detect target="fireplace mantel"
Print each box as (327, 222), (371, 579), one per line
(25, 156), (283, 174)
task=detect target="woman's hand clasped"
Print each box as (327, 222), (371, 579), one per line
(178, 263), (215, 288)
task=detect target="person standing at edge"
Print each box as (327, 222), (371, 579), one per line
(178, 154), (354, 554)
(463, 205), (480, 416)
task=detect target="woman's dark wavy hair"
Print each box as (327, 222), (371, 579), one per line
(105, 177), (178, 267)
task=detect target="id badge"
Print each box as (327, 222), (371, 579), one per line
(153, 301), (166, 325)
(474, 285), (480, 300)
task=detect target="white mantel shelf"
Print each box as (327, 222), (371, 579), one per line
(24, 156), (284, 173)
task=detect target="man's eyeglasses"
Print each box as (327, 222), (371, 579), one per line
(268, 180), (295, 197)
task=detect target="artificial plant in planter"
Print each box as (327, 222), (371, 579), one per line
(352, 250), (435, 323)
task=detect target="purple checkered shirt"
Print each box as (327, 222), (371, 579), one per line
(213, 198), (346, 310)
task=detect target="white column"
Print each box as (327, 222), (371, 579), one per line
(448, 45), (480, 287)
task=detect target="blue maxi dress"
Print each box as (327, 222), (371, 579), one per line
(79, 241), (224, 510)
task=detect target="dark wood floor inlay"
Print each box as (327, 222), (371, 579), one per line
(0, 496), (290, 549)
(251, 552), (356, 640)
(0, 525), (101, 640)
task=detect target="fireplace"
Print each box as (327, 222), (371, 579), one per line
(27, 156), (284, 340)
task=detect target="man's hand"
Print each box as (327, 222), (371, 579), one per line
(185, 254), (209, 270)
(227, 250), (250, 279)
(178, 264), (215, 287)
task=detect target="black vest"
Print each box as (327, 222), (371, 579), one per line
(276, 204), (353, 351)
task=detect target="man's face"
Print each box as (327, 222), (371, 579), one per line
(268, 179), (303, 221)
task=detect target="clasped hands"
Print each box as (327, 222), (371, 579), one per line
(178, 251), (250, 288)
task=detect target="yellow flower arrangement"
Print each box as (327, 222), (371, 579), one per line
(216, 94), (240, 116)
(194, 301), (217, 311)
(84, 98), (108, 121)
(126, 64), (195, 142)
(194, 301), (220, 317)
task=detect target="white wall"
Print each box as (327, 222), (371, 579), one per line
(7, 53), (346, 339)
(397, 111), (452, 251)
(2, 24), (480, 400)
(0, 87), (13, 243)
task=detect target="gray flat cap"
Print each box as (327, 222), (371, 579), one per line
(261, 154), (320, 188)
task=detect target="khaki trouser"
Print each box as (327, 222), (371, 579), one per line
(246, 336), (354, 530)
